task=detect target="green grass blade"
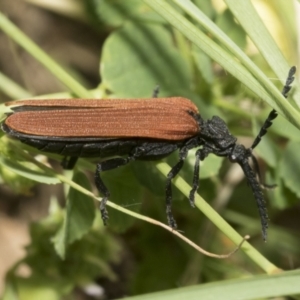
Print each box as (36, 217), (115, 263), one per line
(0, 71), (32, 99)
(121, 269), (300, 300)
(155, 162), (277, 274)
(144, 1), (300, 130)
(224, 0), (300, 107)
(0, 12), (91, 98)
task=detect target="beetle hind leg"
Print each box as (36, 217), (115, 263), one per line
(95, 155), (138, 225)
(61, 156), (78, 169)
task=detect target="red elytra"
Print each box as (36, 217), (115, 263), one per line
(5, 97), (200, 141)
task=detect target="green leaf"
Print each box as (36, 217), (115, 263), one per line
(215, 9), (247, 50)
(191, 45), (214, 85)
(279, 140), (300, 198)
(123, 269), (300, 300)
(269, 115), (300, 141)
(192, 0), (215, 19)
(271, 176), (298, 209)
(0, 71), (32, 99)
(2, 281), (19, 300)
(0, 157), (60, 184)
(186, 149), (223, 179)
(10, 277), (62, 300)
(101, 22), (192, 97)
(132, 160), (165, 197)
(102, 164), (143, 232)
(52, 171), (95, 259)
(91, 0), (164, 26)
(251, 118), (278, 168)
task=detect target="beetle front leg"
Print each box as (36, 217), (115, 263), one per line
(165, 147), (188, 229)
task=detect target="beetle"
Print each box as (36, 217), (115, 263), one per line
(1, 66), (296, 241)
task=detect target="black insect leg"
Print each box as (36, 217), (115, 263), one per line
(250, 66), (296, 150)
(250, 153), (276, 189)
(247, 67), (296, 193)
(95, 154), (138, 225)
(239, 158), (268, 241)
(189, 147), (211, 207)
(165, 147), (188, 229)
(152, 85), (160, 98)
(61, 156), (78, 170)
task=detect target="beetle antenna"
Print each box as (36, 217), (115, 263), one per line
(239, 159), (268, 241)
(250, 66), (296, 150)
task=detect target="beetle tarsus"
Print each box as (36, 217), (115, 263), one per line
(282, 66), (296, 98)
(100, 198), (109, 225)
(239, 159), (268, 241)
(166, 206), (177, 229)
(95, 163), (111, 225)
(250, 67), (296, 151)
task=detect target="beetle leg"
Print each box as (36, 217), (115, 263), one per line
(95, 155), (137, 225)
(238, 158), (268, 241)
(152, 85), (160, 98)
(95, 146), (146, 225)
(189, 150), (201, 207)
(61, 156), (78, 169)
(189, 147), (211, 207)
(165, 147), (189, 229)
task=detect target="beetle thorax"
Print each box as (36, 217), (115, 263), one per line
(200, 116), (237, 150)
(228, 143), (250, 163)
